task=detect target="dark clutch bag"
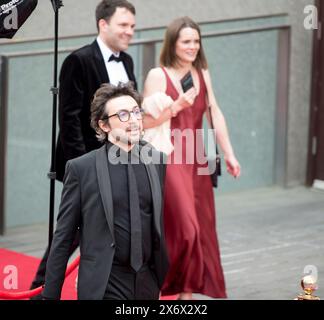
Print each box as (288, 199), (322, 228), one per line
(207, 105), (221, 188)
(209, 150), (222, 188)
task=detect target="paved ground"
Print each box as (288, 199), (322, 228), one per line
(1, 186), (323, 300)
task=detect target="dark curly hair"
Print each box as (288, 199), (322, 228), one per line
(90, 82), (142, 141)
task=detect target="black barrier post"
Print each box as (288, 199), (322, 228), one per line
(47, 0), (63, 248)
(0, 56), (8, 236)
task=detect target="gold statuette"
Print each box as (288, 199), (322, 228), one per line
(296, 275), (320, 300)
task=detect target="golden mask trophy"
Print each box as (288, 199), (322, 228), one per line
(296, 275), (320, 300)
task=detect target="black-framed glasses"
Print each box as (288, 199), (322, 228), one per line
(103, 106), (144, 122)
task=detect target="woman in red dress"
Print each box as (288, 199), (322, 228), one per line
(143, 17), (241, 300)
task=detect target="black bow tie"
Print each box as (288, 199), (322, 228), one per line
(108, 54), (123, 63)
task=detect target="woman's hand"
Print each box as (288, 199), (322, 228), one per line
(224, 154), (241, 178)
(172, 87), (197, 114)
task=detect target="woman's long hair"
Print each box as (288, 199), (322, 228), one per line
(160, 16), (208, 70)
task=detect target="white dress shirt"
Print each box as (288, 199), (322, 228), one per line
(96, 36), (130, 86)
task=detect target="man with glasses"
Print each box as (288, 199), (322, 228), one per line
(42, 83), (168, 300)
(30, 0), (138, 295)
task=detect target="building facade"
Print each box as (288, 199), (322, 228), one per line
(0, 0), (318, 231)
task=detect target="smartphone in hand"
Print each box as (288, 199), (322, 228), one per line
(180, 71), (194, 92)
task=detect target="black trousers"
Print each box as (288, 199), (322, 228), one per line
(103, 264), (160, 300)
(29, 231), (80, 298)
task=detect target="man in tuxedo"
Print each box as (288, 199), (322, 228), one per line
(30, 0), (137, 293)
(56, 0), (137, 182)
(42, 83), (168, 300)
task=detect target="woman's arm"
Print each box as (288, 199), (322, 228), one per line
(142, 68), (196, 129)
(202, 69), (241, 178)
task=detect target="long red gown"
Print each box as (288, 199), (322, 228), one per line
(161, 67), (226, 298)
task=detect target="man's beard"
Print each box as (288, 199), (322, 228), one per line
(110, 126), (144, 145)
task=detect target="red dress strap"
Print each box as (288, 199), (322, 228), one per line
(160, 66), (173, 84)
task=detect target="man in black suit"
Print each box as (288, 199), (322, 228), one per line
(42, 83), (168, 300)
(30, 0), (137, 293)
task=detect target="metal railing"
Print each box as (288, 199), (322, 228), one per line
(0, 19), (291, 234)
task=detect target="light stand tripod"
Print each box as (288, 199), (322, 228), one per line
(47, 0), (63, 248)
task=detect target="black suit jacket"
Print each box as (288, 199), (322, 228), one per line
(55, 40), (137, 181)
(43, 142), (168, 300)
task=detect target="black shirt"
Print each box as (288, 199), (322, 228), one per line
(106, 142), (154, 267)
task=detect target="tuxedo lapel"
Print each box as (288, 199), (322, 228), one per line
(95, 144), (161, 244)
(91, 41), (110, 84)
(95, 144), (115, 242)
(120, 52), (137, 89)
(120, 52), (133, 81)
(91, 41), (137, 89)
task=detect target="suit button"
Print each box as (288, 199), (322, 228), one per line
(110, 243), (115, 248)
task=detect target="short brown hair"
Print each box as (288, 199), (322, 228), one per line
(160, 16), (208, 70)
(95, 0), (136, 30)
(91, 82), (142, 141)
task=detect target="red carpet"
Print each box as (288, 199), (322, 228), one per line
(0, 248), (177, 300)
(0, 248), (77, 300)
